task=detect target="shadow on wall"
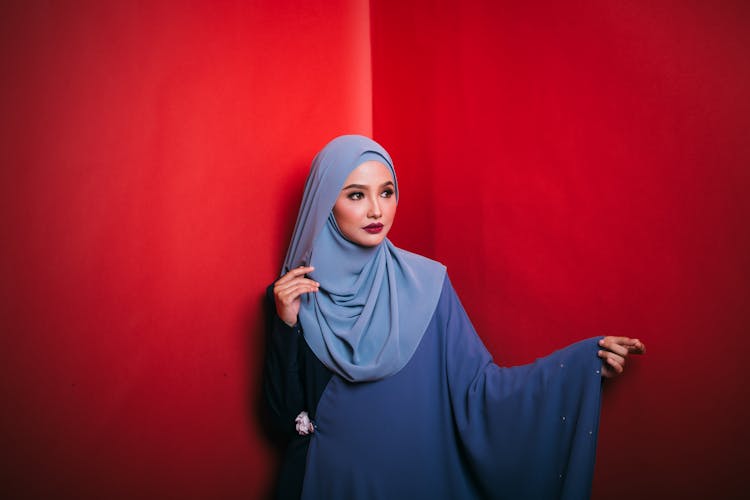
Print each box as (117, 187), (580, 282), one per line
(247, 291), (284, 500)
(246, 161), (310, 499)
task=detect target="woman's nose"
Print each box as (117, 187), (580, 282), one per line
(367, 197), (382, 218)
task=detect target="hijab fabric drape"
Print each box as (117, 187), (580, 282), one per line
(282, 135), (446, 382)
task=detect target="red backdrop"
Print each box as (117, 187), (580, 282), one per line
(0, 1), (372, 498)
(372, 1), (750, 498)
(2, 1), (749, 498)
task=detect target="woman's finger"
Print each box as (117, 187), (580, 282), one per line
(598, 352), (625, 376)
(606, 356), (624, 373)
(275, 266), (315, 286)
(601, 363), (618, 379)
(598, 337), (629, 357)
(629, 339), (646, 355)
(275, 276), (320, 294)
(598, 337), (645, 378)
(278, 283), (317, 303)
(598, 350), (625, 369)
(599, 336), (646, 356)
(278, 283), (319, 304)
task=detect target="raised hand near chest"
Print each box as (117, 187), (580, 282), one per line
(273, 266), (319, 327)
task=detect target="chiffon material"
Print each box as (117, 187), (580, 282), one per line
(281, 135), (446, 382)
(299, 277), (603, 499)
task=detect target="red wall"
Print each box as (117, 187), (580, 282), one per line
(372, 1), (750, 498)
(2, 1), (749, 498)
(0, 1), (371, 498)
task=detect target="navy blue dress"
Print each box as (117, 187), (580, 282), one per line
(264, 276), (603, 499)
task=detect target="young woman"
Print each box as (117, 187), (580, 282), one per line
(264, 135), (645, 499)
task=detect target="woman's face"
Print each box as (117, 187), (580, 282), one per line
(332, 160), (397, 247)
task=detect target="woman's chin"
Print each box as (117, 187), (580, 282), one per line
(345, 231), (389, 247)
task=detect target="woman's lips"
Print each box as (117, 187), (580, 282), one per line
(363, 223), (384, 234)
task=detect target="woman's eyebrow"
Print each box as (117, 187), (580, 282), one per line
(342, 180), (395, 190)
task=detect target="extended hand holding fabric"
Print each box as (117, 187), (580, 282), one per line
(273, 266), (319, 327)
(598, 336), (646, 378)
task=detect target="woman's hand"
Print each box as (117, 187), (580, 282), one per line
(273, 266), (319, 327)
(598, 336), (646, 378)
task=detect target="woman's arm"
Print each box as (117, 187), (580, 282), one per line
(262, 266), (321, 435)
(439, 276), (644, 498)
(262, 284), (305, 435)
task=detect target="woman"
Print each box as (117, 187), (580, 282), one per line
(264, 135), (645, 499)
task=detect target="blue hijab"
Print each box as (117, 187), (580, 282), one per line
(283, 135), (446, 382)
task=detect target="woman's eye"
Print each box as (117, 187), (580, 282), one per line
(381, 189), (394, 198)
(348, 192), (364, 200)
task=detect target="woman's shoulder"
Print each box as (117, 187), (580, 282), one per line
(391, 245), (447, 272)
(389, 245), (459, 311)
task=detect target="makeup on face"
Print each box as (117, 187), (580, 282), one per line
(332, 161), (397, 247)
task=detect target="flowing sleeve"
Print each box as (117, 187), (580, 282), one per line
(441, 277), (603, 499)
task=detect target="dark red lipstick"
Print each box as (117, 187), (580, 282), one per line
(363, 223), (384, 234)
